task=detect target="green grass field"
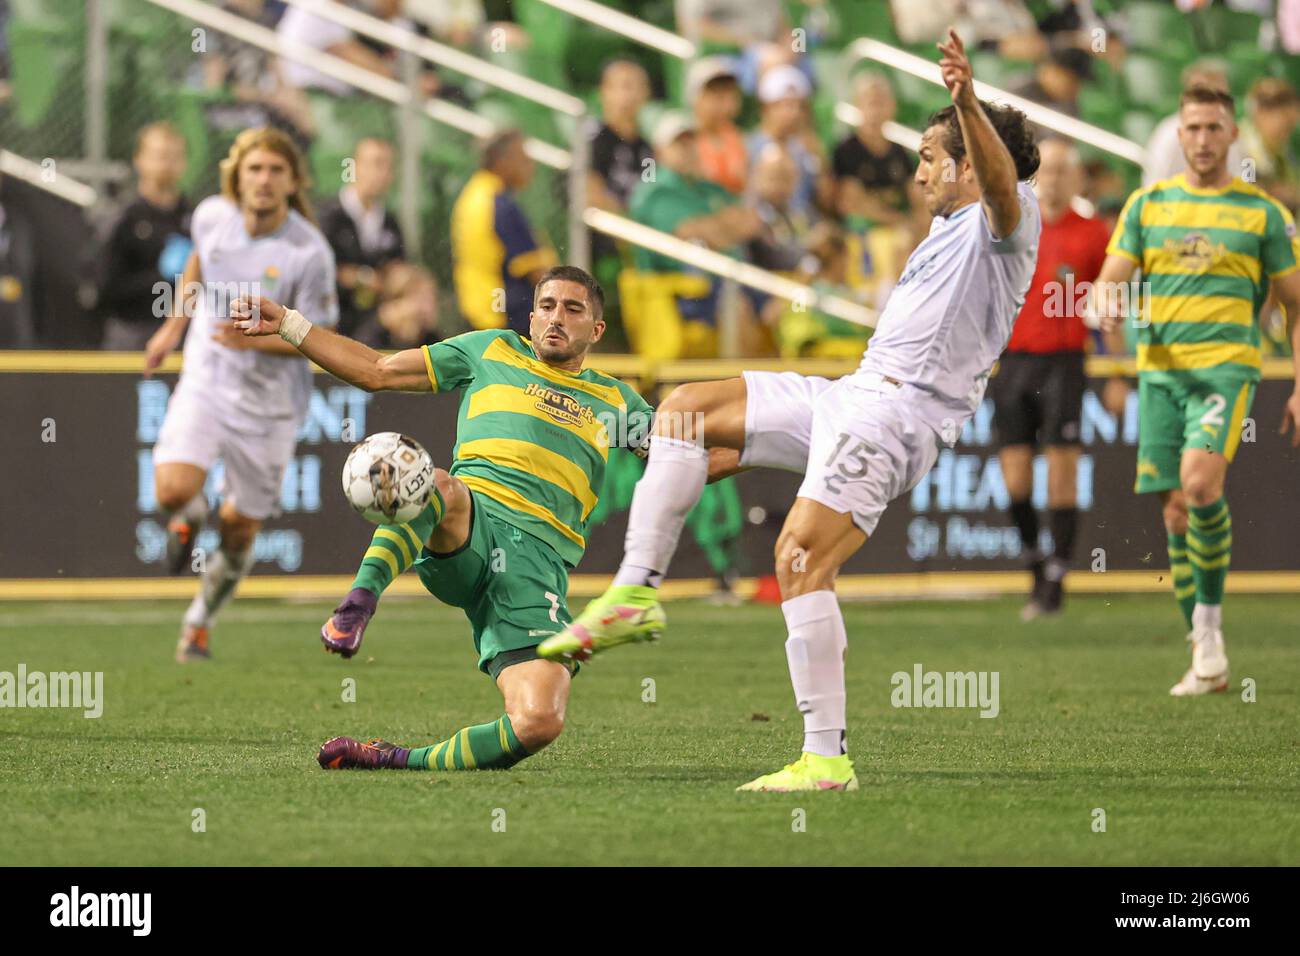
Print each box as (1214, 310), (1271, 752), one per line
(1, 594), (1296, 866)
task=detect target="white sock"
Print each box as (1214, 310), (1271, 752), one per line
(613, 436), (709, 588)
(183, 546), (254, 629)
(1192, 603), (1222, 632)
(166, 492), (209, 525)
(782, 591), (848, 757)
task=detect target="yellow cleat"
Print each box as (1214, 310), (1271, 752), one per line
(736, 752), (859, 792)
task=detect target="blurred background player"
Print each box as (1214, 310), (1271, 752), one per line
(1095, 86), (1300, 696)
(142, 127), (338, 662)
(991, 138), (1110, 619)
(97, 122), (192, 351)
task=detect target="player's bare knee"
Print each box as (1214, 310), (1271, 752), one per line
(1181, 477), (1222, 507)
(1162, 499), (1189, 535)
(654, 383), (708, 442)
(775, 533), (833, 596)
(509, 704), (564, 751)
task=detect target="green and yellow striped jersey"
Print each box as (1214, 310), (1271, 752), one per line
(1107, 173), (1300, 381)
(421, 329), (653, 567)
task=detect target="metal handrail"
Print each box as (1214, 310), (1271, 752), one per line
(585, 209), (878, 328)
(842, 37), (1146, 166)
(280, 0), (586, 116)
(139, 0), (570, 168)
(0, 150), (98, 207)
(536, 0), (696, 59)
(833, 104), (922, 152)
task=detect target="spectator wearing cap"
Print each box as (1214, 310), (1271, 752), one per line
(451, 129), (557, 335)
(832, 72), (921, 230)
(688, 57), (748, 195)
(1143, 60), (1247, 186)
(318, 137), (438, 349)
(1239, 78), (1300, 212)
(747, 64), (833, 217)
(626, 112), (764, 354)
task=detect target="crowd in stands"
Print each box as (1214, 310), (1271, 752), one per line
(1, 1), (1298, 356)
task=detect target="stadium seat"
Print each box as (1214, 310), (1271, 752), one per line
(1078, 86), (1124, 132)
(1125, 2), (1199, 61)
(830, 0), (900, 46)
(1121, 110), (1159, 146)
(1122, 54), (1182, 115)
(1195, 4), (1263, 51)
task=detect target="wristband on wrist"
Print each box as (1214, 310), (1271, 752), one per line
(278, 308), (313, 347)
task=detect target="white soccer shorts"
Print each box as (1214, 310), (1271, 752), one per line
(740, 370), (942, 536)
(152, 385), (299, 521)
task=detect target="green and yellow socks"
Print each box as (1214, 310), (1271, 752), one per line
(351, 490), (446, 596)
(405, 715), (526, 770)
(1166, 532), (1196, 628)
(1187, 498), (1231, 629)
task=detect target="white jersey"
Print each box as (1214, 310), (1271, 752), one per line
(178, 195), (338, 429)
(855, 181), (1040, 439)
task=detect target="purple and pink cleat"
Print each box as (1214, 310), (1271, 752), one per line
(317, 736), (410, 770)
(321, 587), (378, 659)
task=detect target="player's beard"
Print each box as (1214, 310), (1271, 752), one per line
(534, 329), (585, 364)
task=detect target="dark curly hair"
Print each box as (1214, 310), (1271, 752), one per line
(534, 265), (605, 322)
(925, 102), (1041, 182)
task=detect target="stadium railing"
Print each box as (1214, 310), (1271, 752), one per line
(839, 38), (1147, 167)
(0, 148), (99, 208)
(275, 0), (592, 267)
(139, 0), (577, 263)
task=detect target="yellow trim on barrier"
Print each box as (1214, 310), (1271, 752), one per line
(3, 572), (1299, 601)
(0, 352), (1293, 381)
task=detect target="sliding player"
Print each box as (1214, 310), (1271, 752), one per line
(143, 127), (337, 663)
(1095, 85), (1300, 696)
(232, 267), (687, 772)
(539, 31), (1042, 792)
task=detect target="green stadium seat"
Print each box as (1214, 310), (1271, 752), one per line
(1194, 5), (1262, 51)
(1121, 110), (1159, 146)
(969, 52), (1035, 92)
(1122, 54), (1182, 115)
(1078, 85), (1124, 131)
(1125, 2), (1198, 60)
(1225, 44), (1277, 98)
(831, 0), (899, 46)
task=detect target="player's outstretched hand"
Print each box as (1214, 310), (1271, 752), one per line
(230, 295), (287, 336)
(1280, 389), (1300, 448)
(937, 28), (975, 106)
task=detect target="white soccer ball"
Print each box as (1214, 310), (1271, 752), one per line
(341, 432), (435, 525)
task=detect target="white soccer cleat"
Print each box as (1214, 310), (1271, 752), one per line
(1169, 628), (1228, 696)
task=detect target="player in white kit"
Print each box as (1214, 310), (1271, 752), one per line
(142, 127), (338, 662)
(538, 31), (1043, 791)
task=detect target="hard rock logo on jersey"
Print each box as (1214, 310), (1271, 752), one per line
(524, 382), (596, 429)
(1165, 232), (1225, 272)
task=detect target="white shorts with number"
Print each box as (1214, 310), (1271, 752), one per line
(152, 385), (298, 521)
(740, 370), (943, 536)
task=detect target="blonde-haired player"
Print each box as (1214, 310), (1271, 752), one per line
(143, 127), (338, 661)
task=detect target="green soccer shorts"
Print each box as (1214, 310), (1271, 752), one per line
(412, 492), (574, 678)
(1135, 372), (1257, 494)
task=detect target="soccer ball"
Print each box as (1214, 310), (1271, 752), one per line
(341, 432), (435, 524)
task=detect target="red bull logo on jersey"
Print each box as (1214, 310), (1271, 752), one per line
(262, 265), (281, 295)
(524, 382), (596, 430)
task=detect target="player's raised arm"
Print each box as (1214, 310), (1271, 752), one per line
(938, 29), (1020, 238)
(230, 294), (431, 393)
